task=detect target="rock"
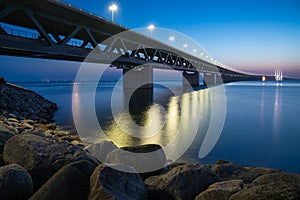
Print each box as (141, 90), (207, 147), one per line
(0, 124), (16, 166)
(246, 166), (281, 175)
(196, 190), (229, 200)
(229, 172), (300, 200)
(21, 119), (35, 125)
(0, 123), (17, 135)
(216, 160), (230, 165)
(0, 164), (33, 200)
(37, 123), (57, 132)
(160, 162), (186, 174)
(0, 83), (57, 123)
(87, 141), (118, 162)
(88, 164), (147, 200)
(30, 160), (96, 200)
(106, 144), (166, 174)
(207, 179), (245, 193)
(210, 162), (262, 183)
(195, 179), (245, 200)
(145, 164), (220, 200)
(3, 133), (96, 190)
(7, 118), (19, 123)
(229, 182), (300, 200)
(251, 172), (300, 186)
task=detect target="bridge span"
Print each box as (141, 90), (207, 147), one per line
(0, 0), (262, 87)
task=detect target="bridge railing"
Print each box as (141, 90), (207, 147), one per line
(49, 0), (128, 29)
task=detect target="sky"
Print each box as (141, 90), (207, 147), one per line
(1, 0), (300, 81)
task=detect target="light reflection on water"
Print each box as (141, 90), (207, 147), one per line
(95, 86), (212, 151)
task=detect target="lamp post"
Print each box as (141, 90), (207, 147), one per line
(147, 24), (155, 38)
(109, 4), (118, 23)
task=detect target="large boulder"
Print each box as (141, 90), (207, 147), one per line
(106, 144), (166, 175)
(230, 182), (300, 200)
(3, 133), (97, 190)
(0, 124), (16, 166)
(230, 172), (300, 200)
(195, 179), (245, 200)
(30, 160), (96, 200)
(251, 172), (300, 186)
(0, 164), (33, 200)
(145, 163), (220, 200)
(88, 164), (147, 200)
(210, 162), (277, 183)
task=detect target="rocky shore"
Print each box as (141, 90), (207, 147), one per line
(0, 81), (300, 200)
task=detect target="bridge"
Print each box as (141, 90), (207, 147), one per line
(0, 0), (262, 88)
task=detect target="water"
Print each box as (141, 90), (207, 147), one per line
(17, 80), (300, 173)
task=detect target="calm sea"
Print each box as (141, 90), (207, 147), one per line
(17, 80), (300, 173)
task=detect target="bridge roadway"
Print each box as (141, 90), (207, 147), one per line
(0, 0), (262, 87)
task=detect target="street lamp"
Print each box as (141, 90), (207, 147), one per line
(169, 36), (175, 46)
(147, 24), (155, 38)
(109, 4), (118, 23)
(169, 36), (175, 41)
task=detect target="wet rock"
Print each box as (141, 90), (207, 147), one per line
(195, 179), (245, 200)
(0, 164), (33, 200)
(106, 144), (166, 174)
(30, 160), (96, 200)
(145, 163), (220, 200)
(3, 133), (96, 190)
(88, 164), (147, 200)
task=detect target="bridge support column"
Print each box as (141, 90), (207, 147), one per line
(183, 71), (199, 87)
(216, 74), (223, 84)
(204, 73), (217, 85)
(123, 66), (153, 89)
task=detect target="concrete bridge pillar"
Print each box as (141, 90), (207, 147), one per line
(183, 71), (199, 87)
(216, 74), (223, 84)
(123, 66), (153, 89)
(204, 73), (217, 85)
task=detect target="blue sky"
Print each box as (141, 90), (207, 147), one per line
(1, 0), (300, 81)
